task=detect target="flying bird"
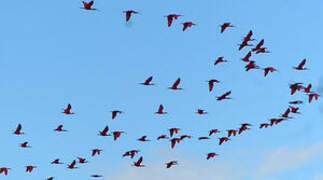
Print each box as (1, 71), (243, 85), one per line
(123, 10), (139, 22)
(289, 83), (303, 95)
(241, 51), (252, 62)
(207, 79), (220, 92)
(166, 161), (178, 168)
(54, 125), (67, 132)
(209, 129), (220, 136)
(198, 136), (210, 140)
(98, 126), (110, 136)
(91, 174), (103, 178)
(293, 59), (307, 70)
(20, 142), (31, 148)
(216, 91), (231, 101)
(170, 138), (181, 149)
(214, 56), (228, 66)
(308, 93), (319, 103)
(123, 150), (139, 159)
(112, 131), (125, 141)
(14, 124), (24, 135)
(92, 149), (103, 156)
(289, 106), (300, 114)
(155, 104), (167, 114)
(62, 104), (74, 114)
(137, 136), (151, 142)
(165, 14), (182, 27)
(256, 47), (270, 54)
(251, 39), (264, 52)
(245, 61), (260, 71)
(182, 22), (196, 31)
(51, 159), (63, 165)
(259, 123), (269, 129)
(206, 152), (219, 160)
(157, 135), (169, 140)
(220, 22), (234, 33)
(111, 110), (122, 119)
(263, 67), (277, 77)
(77, 157), (88, 164)
(238, 40), (253, 51)
(67, 160), (78, 169)
(218, 137), (230, 145)
(25, 166), (36, 172)
(169, 128), (180, 137)
(289, 100), (303, 105)
(0, 167), (10, 176)
(81, 1), (97, 10)
(132, 156), (145, 167)
(168, 78), (182, 90)
(227, 129), (237, 137)
(196, 109), (207, 114)
(140, 76), (154, 86)
(303, 84), (312, 93)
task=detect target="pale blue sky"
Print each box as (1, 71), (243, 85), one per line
(0, 0), (322, 179)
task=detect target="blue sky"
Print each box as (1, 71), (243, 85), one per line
(0, 0), (322, 179)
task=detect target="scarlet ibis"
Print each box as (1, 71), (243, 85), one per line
(308, 93), (319, 103)
(251, 39), (264, 52)
(157, 135), (168, 140)
(165, 14), (182, 27)
(207, 79), (220, 92)
(216, 91), (231, 101)
(169, 128), (180, 137)
(206, 152), (219, 160)
(220, 22), (234, 33)
(0, 167), (10, 175)
(91, 174), (103, 178)
(198, 136), (210, 140)
(113, 131), (125, 141)
(14, 124), (24, 135)
(168, 78), (182, 90)
(303, 84), (312, 93)
(98, 126), (110, 136)
(170, 138), (181, 148)
(214, 56), (228, 66)
(243, 30), (255, 42)
(209, 129), (220, 136)
(289, 106), (300, 114)
(182, 22), (196, 31)
(241, 123), (252, 127)
(54, 125), (67, 132)
(238, 40), (253, 51)
(62, 104), (74, 114)
(259, 123), (269, 128)
(289, 100), (303, 105)
(238, 126), (250, 134)
(166, 161), (178, 168)
(227, 129), (237, 137)
(133, 156), (145, 167)
(111, 110), (122, 119)
(180, 135), (191, 140)
(92, 149), (102, 156)
(47, 177), (54, 180)
(196, 109), (207, 114)
(138, 136), (150, 142)
(256, 47), (270, 54)
(241, 51), (252, 62)
(140, 76), (154, 85)
(20, 142), (31, 148)
(263, 67), (277, 77)
(67, 160), (77, 169)
(123, 150), (139, 159)
(218, 137), (230, 145)
(245, 61), (260, 71)
(269, 118), (284, 126)
(81, 1), (96, 10)
(293, 59), (307, 70)
(51, 159), (63, 164)
(77, 157), (88, 164)
(281, 108), (292, 119)
(25, 166), (36, 172)
(155, 104), (167, 114)
(123, 10), (138, 22)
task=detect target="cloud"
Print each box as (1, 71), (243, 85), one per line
(108, 143), (323, 180)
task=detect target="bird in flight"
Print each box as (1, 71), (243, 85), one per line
(14, 124), (24, 135)
(62, 104), (74, 114)
(98, 126), (110, 136)
(168, 78), (182, 90)
(214, 56), (228, 66)
(123, 10), (139, 22)
(111, 110), (122, 119)
(81, 1), (97, 10)
(206, 152), (219, 160)
(132, 156), (145, 167)
(263, 67), (277, 77)
(216, 91), (232, 101)
(54, 125), (67, 132)
(155, 104), (167, 114)
(0, 167), (10, 176)
(25, 166), (36, 173)
(207, 79), (220, 92)
(293, 59), (307, 70)
(140, 76), (154, 86)
(166, 161), (178, 168)
(165, 14), (182, 27)
(182, 22), (196, 31)
(220, 22), (234, 33)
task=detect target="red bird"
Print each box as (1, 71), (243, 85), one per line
(308, 93), (319, 103)
(157, 135), (169, 140)
(47, 177), (54, 180)
(91, 174), (103, 178)
(289, 100), (303, 105)
(140, 76), (154, 86)
(81, 1), (96, 10)
(239, 40), (253, 51)
(220, 22), (234, 33)
(216, 91), (231, 101)
(209, 129), (220, 136)
(169, 128), (180, 137)
(0, 167), (10, 176)
(259, 123), (269, 129)
(54, 125), (67, 132)
(111, 110), (122, 119)
(289, 106), (300, 114)
(198, 136), (210, 140)
(98, 126), (110, 136)
(238, 126), (250, 134)
(241, 123), (252, 128)
(293, 59), (307, 70)
(263, 67), (277, 76)
(166, 161), (178, 168)
(256, 47), (270, 54)
(243, 30), (255, 42)
(14, 124), (24, 135)
(92, 149), (102, 156)
(281, 108), (292, 119)
(182, 22), (196, 31)
(25, 166), (36, 172)
(62, 104), (74, 114)
(168, 78), (182, 90)
(214, 56), (228, 66)
(269, 118), (284, 126)
(138, 136), (150, 142)
(123, 150), (139, 159)
(289, 83), (303, 95)
(207, 79), (220, 92)
(206, 152), (219, 160)
(51, 159), (63, 165)
(155, 104), (167, 114)
(165, 14), (182, 27)
(227, 129), (237, 137)
(67, 160), (77, 169)
(303, 84), (312, 93)
(196, 109), (207, 114)
(251, 39), (264, 52)
(132, 156), (145, 167)
(112, 131), (125, 141)
(180, 135), (191, 140)
(218, 137), (230, 145)
(241, 51), (252, 62)
(20, 142), (31, 148)
(77, 157), (88, 164)
(170, 138), (181, 149)
(245, 61), (260, 71)
(123, 10), (139, 22)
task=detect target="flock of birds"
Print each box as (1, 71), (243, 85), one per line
(0, 1), (320, 179)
